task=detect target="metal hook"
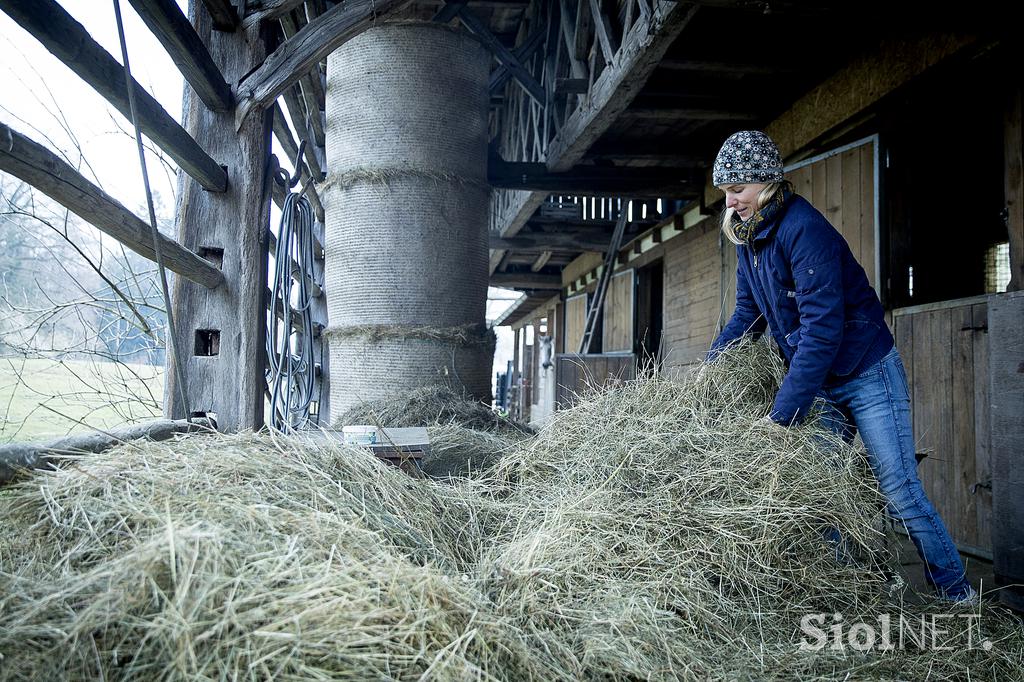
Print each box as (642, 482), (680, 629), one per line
(289, 139), (307, 189)
(272, 139), (307, 190)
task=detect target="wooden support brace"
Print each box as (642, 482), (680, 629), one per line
(558, 0), (588, 80)
(235, 0), (412, 128)
(456, 5), (547, 105)
(0, 121), (224, 289)
(0, 0), (229, 192)
(530, 251), (553, 272)
(279, 11), (326, 148)
(588, 0), (618, 64)
(574, 0), (593, 64)
(127, 0), (234, 112)
(280, 86), (325, 180)
(489, 26), (547, 94)
(242, 0), (305, 28)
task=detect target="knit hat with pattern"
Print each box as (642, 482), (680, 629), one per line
(712, 130), (784, 186)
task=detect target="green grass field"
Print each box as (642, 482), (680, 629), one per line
(0, 357), (164, 443)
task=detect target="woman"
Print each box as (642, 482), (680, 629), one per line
(707, 130), (977, 604)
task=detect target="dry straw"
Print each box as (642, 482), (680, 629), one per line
(324, 323), (496, 348)
(320, 166), (489, 198)
(335, 383), (531, 438)
(1, 338), (1021, 680)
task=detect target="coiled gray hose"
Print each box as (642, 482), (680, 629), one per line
(266, 170), (319, 431)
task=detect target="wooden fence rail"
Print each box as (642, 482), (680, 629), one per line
(0, 122), (225, 289)
(0, 0), (229, 192)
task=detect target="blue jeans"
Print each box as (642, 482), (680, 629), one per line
(814, 347), (973, 599)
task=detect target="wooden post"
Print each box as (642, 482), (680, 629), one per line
(1006, 85), (1023, 293)
(988, 291), (1024, 611)
(165, 2), (272, 431)
(512, 327), (521, 420)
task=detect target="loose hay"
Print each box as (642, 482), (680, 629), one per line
(1, 338), (1021, 680)
(335, 384), (533, 438)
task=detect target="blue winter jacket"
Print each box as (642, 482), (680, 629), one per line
(709, 192), (894, 424)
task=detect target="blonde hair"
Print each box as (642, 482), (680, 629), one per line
(720, 181), (792, 246)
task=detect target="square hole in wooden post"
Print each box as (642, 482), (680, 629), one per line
(194, 329), (221, 356)
(198, 246), (224, 269)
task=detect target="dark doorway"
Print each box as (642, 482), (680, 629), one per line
(635, 260), (664, 366)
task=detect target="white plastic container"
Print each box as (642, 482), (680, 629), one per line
(341, 425), (377, 445)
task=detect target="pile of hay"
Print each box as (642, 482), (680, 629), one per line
(335, 384), (532, 437)
(334, 383), (532, 478)
(421, 423), (525, 479)
(1, 339), (1021, 680)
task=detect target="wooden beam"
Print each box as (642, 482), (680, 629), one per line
(234, 0), (412, 128)
(279, 10), (326, 148)
(490, 2), (699, 272)
(489, 160), (700, 196)
(127, 0), (233, 112)
(490, 272), (563, 289)
(623, 107), (759, 121)
(0, 0), (228, 192)
(200, 0), (240, 30)
(587, 141), (704, 164)
(0, 122), (224, 289)
(242, 0), (305, 27)
(489, 25), (546, 93)
(0, 418), (211, 483)
(491, 232), (622, 252)
(432, 0), (465, 23)
(530, 251), (553, 271)
(588, 0), (618, 64)
(558, 0), (587, 80)
(456, 5), (546, 105)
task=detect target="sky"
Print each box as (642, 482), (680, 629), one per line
(0, 1), (518, 385)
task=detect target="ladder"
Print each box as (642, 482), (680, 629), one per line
(578, 207), (630, 354)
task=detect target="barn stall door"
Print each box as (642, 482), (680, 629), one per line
(893, 296), (993, 557)
(602, 271), (634, 353)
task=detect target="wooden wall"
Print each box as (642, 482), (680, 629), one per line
(661, 217), (723, 374)
(554, 353), (636, 409)
(602, 271), (634, 352)
(564, 293), (587, 353)
(787, 140), (878, 287)
(892, 295), (992, 555)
